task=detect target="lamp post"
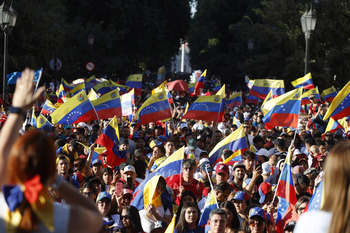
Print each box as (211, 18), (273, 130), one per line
(0, 2), (17, 101)
(300, 6), (316, 75)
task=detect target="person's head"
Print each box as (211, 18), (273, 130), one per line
(243, 151), (255, 172)
(8, 130), (56, 186)
(56, 154), (70, 177)
(200, 161), (214, 180)
(164, 140), (175, 156)
(123, 165), (137, 183)
(180, 191), (197, 206)
(323, 142), (350, 233)
(121, 205), (143, 231)
(248, 207), (266, 233)
(120, 139), (129, 151)
(214, 182), (232, 203)
(295, 175), (310, 196)
(182, 159), (196, 181)
(220, 201), (240, 230)
(153, 145), (165, 158)
(175, 202), (201, 231)
(208, 208), (228, 233)
(258, 182), (273, 205)
(96, 191), (112, 217)
(295, 196), (310, 216)
(102, 167), (113, 185)
(215, 163), (230, 184)
(232, 191), (250, 214)
(92, 159), (103, 177)
(81, 181), (97, 202)
(233, 162), (246, 182)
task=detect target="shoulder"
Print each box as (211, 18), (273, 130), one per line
(294, 210), (331, 233)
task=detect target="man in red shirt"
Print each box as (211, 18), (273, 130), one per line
(167, 158), (204, 204)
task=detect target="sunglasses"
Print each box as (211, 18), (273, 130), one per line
(249, 220), (264, 227)
(121, 215), (129, 220)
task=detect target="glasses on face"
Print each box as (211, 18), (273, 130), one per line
(83, 192), (93, 197)
(249, 220), (264, 227)
(121, 215), (129, 220)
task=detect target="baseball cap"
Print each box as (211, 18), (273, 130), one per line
(249, 207), (266, 220)
(188, 138), (197, 150)
(232, 191), (250, 201)
(268, 148), (279, 157)
(96, 191), (112, 203)
(119, 162), (128, 171)
(92, 159), (102, 166)
(201, 161), (214, 173)
(233, 161), (246, 171)
(256, 148), (269, 158)
(259, 182), (272, 204)
(216, 163), (229, 174)
(123, 165), (136, 173)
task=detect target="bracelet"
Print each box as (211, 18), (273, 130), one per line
(52, 175), (64, 190)
(8, 107), (26, 120)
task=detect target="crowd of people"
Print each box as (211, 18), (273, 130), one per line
(0, 68), (350, 233)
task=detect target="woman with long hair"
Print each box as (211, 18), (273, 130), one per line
(120, 205), (144, 233)
(0, 68), (103, 233)
(220, 201), (243, 233)
(174, 202), (204, 233)
(295, 142), (350, 233)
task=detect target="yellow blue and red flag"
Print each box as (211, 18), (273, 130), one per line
(321, 86), (337, 103)
(121, 89), (135, 116)
(324, 118), (343, 134)
(301, 87), (321, 106)
(262, 88), (302, 129)
(193, 69), (207, 96)
(40, 100), (56, 115)
(51, 90), (97, 124)
(246, 94), (259, 105)
(85, 75), (100, 90)
(69, 82), (85, 96)
(188, 82), (196, 95)
(61, 78), (74, 92)
(323, 80), (350, 121)
(224, 149), (242, 164)
(95, 116), (119, 149)
(94, 80), (111, 96)
(261, 90), (273, 116)
(226, 92), (242, 109)
(91, 89), (122, 119)
(126, 74), (142, 96)
(110, 80), (129, 94)
(198, 190), (218, 226)
(249, 79), (285, 99)
(209, 125), (248, 164)
(135, 91), (172, 125)
(291, 73), (315, 89)
(56, 84), (69, 102)
(87, 89), (99, 101)
(183, 85), (225, 122)
(275, 150), (298, 232)
(36, 114), (53, 130)
(305, 180), (324, 211)
(213, 80), (221, 92)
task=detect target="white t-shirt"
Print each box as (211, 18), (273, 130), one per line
(294, 210), (331, 233)
(139, 206), (171, 233)
(0, 192), (70, 233)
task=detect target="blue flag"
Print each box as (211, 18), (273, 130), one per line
(7, 68), (43, 85)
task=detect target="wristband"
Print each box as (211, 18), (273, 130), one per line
(8, 107), (26, 120)
(52, 175), (64, 190)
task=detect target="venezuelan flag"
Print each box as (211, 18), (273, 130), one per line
(40, 99), (56, 115)
(30, 109), (37, 127)
(87, 89), (99, 101)
(261, 90), (273, 115)
(305, 180), (324, 211)
(246, 94), (259, 105)
(188, 82), (196, 94)
(232, 117), (241, 127)
(226, 92), (242, 109)
(224, 149), (242, 164)
(262, 88), (302, 129)
(51, 90), (97, 124)
(213, 80), (221, 92)
(301, 87), (321, 106)
(36, 114), (53, 130)
(194, 69), (207, 96)
(94, 80), (111, 96)
(321, 86), (337, 103)
(121, 89), (135, 116)
(198, 190), (218, 226)
(69, 82), (86, 96)
(85, 75), (99, 90)
(110, 80), (129, 94)
(91, 89), (122, 119)
(291, 73), (315, 89)
(95, 116), (119, 149)
(183, 85), (225, 122)
(90, 147), (107, 162)
(152, 80), (167, 95)
(57, 84), (69, 102)
(249, 79), (285, 99)
(208, 125), (248, 164)
(126, 74), (142, 96)
(135, 91), (172, 125)
(323, 81), (350, 121)
(324, 118), (343, 134)
(61, 78), (73, 92)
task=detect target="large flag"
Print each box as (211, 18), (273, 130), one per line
(132, 147), (184, 195)
(246, 94), (259, 105)
(323, 80), (350, 121)
(305, 180), (324, 212)
(321, 86), (337, 103)
(91, 89), (122, 119)
(198, 190), (218, 226)
(51, 90), (97, 124)
(134, 91), (172, 125)
(324, 117), (343, 134)
(121, 89), (135, 116)
(275, 150), (298, 233)
(152, 80), (167, 95)
(69, 82), (85, 96)
(226, 92), (242, 109)
(94, 80), (111, 96)
(291, 73), (315, 89)
(85, 75), (99, 90)
(249, 79), (285, 99)
(301, 87), (321, 106)
(262, 88), (302, 129)
(7, 68), (43, 85)
(95, 116), (119, 149)
(126, 74), (142, 96)
(193, 69), (207, 96)
(110, 80), (129, 94)
(183, 85), (225, 122)
(40, 100), (56, 115)
(208, 125), (248, 165)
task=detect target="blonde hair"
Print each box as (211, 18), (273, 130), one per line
(322, 142), (350, 233)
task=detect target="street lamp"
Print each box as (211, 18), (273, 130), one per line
(0, 2), (17, 101)
(300, 6), (316, 74)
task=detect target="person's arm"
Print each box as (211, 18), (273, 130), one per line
(0, 68), (44, 189)
(84, 144), (95, 177)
